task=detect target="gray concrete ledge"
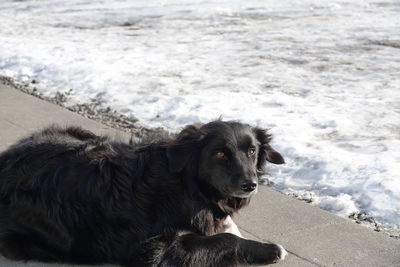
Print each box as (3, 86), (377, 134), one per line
(0, 83), (399, 267)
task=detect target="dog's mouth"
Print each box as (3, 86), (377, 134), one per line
(229, 187), (258, 198)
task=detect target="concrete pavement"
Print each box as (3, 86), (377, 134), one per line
(0, 82), (399, 267)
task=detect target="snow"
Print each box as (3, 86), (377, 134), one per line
(0, 0), (399, 232)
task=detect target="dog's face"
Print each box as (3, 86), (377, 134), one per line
(167, 121), (284, 199)
(197, 122), (260, 198)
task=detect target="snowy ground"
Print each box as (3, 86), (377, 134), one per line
(0, 0), (399, 236)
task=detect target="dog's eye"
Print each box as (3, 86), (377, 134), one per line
(247, 148), (256, 157)
(215, 151), (225, 158)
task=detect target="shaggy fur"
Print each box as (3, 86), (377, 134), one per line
(0, 120), (285, 266)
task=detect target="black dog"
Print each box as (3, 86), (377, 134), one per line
(0, 120), (286, 266)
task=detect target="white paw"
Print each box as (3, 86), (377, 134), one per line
(277, 244), (288, 261)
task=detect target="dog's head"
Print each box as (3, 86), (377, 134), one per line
(167, 120), (284, 199)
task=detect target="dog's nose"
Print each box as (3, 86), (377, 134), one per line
(241, 180), (257, 192)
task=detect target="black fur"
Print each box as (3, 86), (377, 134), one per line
(0, 120), (285, 266)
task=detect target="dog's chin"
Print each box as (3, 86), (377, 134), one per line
(229, 188), (258, 199)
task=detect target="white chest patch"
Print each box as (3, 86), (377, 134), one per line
(223, 215), (243, 238)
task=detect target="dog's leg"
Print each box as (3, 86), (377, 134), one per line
(223, 216), (243, 238)
(129, 232), (287, 267)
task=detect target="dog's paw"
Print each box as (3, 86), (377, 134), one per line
(273, 244), (288, 263)
(255, 243), (288, 264)
(240, 240), (288, 265)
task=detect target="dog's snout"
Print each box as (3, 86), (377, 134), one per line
(241, 180), (257, 192)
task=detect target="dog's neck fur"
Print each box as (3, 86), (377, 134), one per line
(189, 195), (250, 236)
(196, 195), (250, 235)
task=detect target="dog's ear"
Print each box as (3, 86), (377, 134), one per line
(253, 128), (285, 168)
(167, 124), (204, 173)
